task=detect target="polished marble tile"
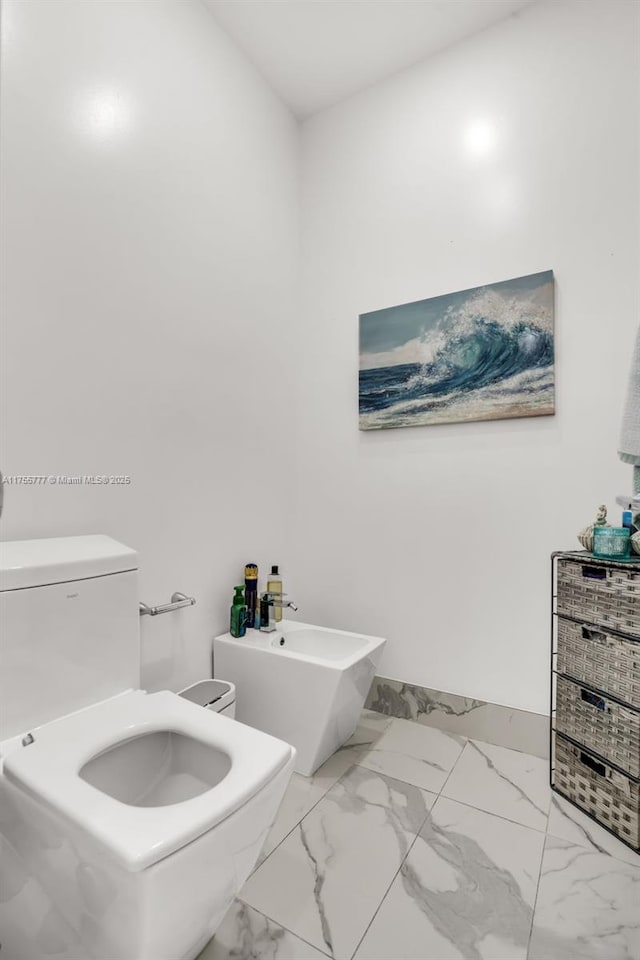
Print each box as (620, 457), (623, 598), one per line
(547, 793), (640, 867)
(354, 797), (544, 960)
(196, 900), (328, 960)
(325, 708), (393, 773)
(346, 708), (394, 741)
(204, 707), (638, 960)
(241, 765), (436, 959)
(356, 717), (465, 793)
(260, 772), (332, 863)
(260, 710), (392, 861)
(366, 678), (549, 758)
(365, 677), (483, 726)
(442, 739), (550, 832)
(528, 836), (640, 960)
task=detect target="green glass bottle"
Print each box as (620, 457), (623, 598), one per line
(230, 585), (247, 638)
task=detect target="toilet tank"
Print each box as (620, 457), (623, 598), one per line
(0, 535), (139, 741)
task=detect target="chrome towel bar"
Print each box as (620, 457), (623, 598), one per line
(139, 592), (196, 617)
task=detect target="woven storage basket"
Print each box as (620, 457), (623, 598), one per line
(556, 558), (639, 637)
(556, 618), (640, 708)
(555, 675), (640, 778)
(554, 735), (640, 849)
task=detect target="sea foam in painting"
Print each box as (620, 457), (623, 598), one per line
(359, 271), (555, 430)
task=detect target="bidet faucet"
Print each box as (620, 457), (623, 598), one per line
(259, 592), (298, 632)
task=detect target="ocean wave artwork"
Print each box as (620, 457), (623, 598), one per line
(359, 270), (555, 430)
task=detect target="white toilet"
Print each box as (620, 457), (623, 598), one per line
(0, 536), (295, 960)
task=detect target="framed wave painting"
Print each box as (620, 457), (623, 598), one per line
(359, 270), (555, 430)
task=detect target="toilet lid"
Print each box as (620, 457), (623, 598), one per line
(2, 690), (293, 872)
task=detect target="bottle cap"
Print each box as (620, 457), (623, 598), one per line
(244, 564), (258, 580)
(271, 565), (279, 575)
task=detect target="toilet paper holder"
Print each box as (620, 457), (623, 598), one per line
(139, 592), (196, 617)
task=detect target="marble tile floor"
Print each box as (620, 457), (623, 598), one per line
(366, 678), (549, 759)
(198, 710), (640, 960)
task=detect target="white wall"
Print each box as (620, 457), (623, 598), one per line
(296, 0), (640, 714)
(0, 0), (298, 691)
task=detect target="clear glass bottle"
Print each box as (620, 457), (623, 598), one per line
(267, 565), (283, 622)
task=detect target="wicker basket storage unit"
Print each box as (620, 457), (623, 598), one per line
(552, 552), (640, 851)
(555, 675), (640, 778)
(554, 735), (639, 849)
(556, 558), (639, 635)
(556, 619), (640, 708)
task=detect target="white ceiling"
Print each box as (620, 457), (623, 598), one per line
(204, 0), (533, 118)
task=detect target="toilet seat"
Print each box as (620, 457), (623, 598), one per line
(2, 689), (292, 872)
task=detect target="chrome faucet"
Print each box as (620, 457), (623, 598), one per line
(259, 592), (298, 632)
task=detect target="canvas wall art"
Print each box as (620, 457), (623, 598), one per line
(359, 270), (555, 430)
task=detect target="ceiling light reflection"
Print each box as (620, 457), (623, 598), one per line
(76, 87), (132, 142)
(464, 118), (497, 158)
